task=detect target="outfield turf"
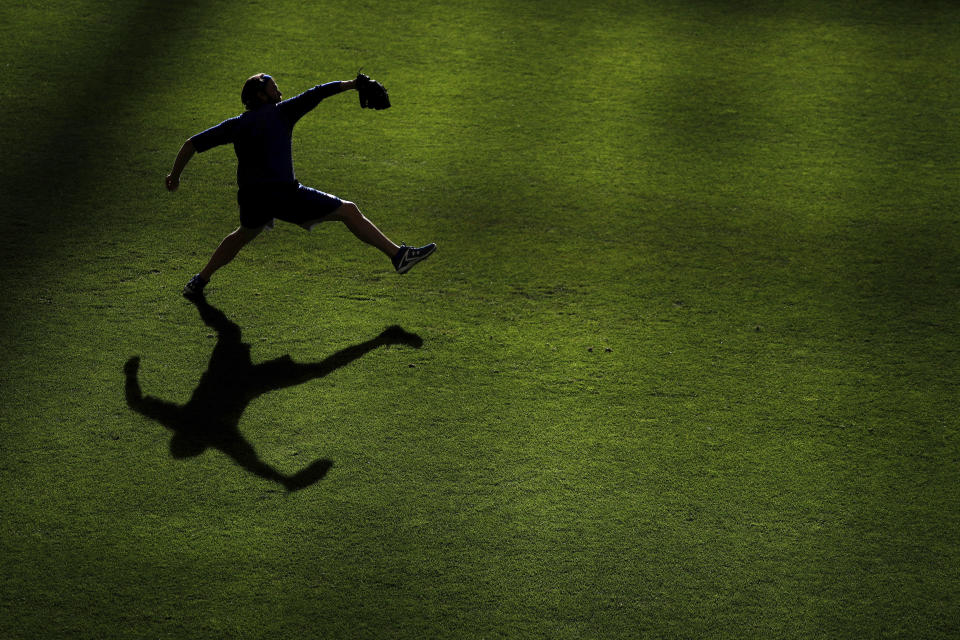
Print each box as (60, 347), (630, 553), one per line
(1, 0), (958, 637)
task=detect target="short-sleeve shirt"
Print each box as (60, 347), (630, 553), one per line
(190, 81), (345, 189)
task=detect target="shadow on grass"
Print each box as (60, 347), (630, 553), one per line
(124, 296), (422, 491)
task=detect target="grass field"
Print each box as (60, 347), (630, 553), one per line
(2, 0), (959, 637)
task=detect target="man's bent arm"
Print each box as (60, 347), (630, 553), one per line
(166, 138), (196, 191)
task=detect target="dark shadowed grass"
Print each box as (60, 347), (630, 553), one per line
(1, 1), (958, 638)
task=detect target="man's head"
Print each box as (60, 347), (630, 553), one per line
(241, 73), (282, 110)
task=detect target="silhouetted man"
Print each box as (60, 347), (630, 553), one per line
(166, 73), (436, 298)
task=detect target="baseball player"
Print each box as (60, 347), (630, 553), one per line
(166, 72), (436, 298)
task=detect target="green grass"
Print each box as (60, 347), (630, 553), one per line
(2, 0), (959, 637)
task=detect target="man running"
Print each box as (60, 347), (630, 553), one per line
(166, 73), (436, 298)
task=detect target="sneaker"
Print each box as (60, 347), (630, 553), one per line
(392, 243), (437, 274)
(182, 274), (208, 298)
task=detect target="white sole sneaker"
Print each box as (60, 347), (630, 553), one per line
(393, 243), (437, 274)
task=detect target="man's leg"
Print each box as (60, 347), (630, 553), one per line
(199, 225), (263, 282)
(307, 196), (435, 274)
(329, 201), (399, 259)
(184, 225), (263, 297)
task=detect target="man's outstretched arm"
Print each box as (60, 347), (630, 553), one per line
(281, 80), (357, 124)
(166, 138), (196, 191)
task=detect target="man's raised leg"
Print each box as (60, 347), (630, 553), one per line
(330, 201), (399, 258)
(328, 201), (436, 273)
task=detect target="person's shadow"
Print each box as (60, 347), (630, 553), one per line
(124, 296), (422, 491)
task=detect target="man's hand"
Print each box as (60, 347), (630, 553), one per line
(166, 174), (180, 191)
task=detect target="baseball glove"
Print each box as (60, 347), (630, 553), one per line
(356, 71), (391, 110)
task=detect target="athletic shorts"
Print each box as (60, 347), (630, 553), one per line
(237, 182), (343, 231)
